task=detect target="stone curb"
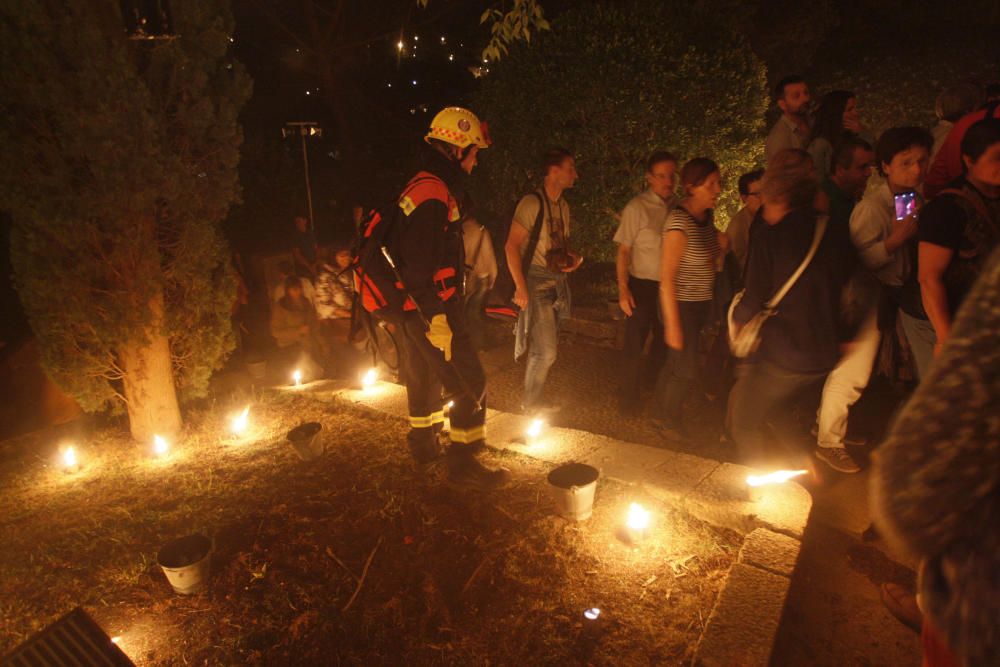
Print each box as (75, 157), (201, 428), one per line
(293, 379), (810, 666)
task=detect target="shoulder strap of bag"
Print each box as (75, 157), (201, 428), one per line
(764, 215), (828, 310)
(937, 187), (998, 235)
(521, 191), (545, 265)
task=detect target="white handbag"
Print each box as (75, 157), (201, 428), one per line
(727, 216), (828, 358)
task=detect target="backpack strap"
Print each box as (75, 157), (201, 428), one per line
(521, 191), (546, 265)
(937, 187), (998, 235)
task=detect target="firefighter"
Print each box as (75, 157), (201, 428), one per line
(394, 106), (509, 491)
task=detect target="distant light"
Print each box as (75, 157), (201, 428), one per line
(483, 58), (488, 63)
(397, 40), (404, 51)
(626, 503), (651, 531)
(440, 36), (446, 43)
(413, 35), (419, 41)
(230, 406), (250, 436)
(583, 608), (601, 621)
(387, 82), (392, 88)
(153, 435), (169, 457)
(305, 90), (311, 95)
(411, 80), (417, 86)
(228, 36), (234, 43)
(448, 54), (454, 61)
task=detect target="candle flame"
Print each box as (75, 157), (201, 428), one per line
(626, 502), (651, 531)
(230, 406), (250, 435)
(526, 418), (545, 439)
(746, 469), (808, 487)
(362, 368), (378, 389)
(583, 608), (601, 620)
(63, 446), (78, 469)
(292, 369), (302, 386)
(445, 400), (454, 410)
(153, 435), (169, 456)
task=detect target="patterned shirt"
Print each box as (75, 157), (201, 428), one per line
(664, 206), (720, 302)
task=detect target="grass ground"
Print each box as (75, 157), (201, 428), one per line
(0, 388), (739, 665)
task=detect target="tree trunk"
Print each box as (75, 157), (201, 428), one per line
(120, 293), (182, 443)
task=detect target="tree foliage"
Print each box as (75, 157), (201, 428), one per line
(0, 0), (252, 414)
(473, 1), (768, 262)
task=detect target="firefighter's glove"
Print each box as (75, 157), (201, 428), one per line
(426, 314), (453, 361)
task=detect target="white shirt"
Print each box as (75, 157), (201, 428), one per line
(849, 182), (919, 287)
(613, 189), (672, 281)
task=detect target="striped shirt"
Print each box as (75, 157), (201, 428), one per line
(664, 207), (719, 302)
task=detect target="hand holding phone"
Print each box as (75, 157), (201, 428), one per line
(893, 191), (917, 221)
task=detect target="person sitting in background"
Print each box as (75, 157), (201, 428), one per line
(614, 150), (677, 415)
(291, 215), (318, 278)
(272, 260), (315, 306)
(270, 275), (327, 376)
(656, 158), (728, 435)
(765, 75), (812, 164)
(316, 245), (363, 378)
(850, 126), (932, 378)
(930, 83), (983, 163)
(727, 149), (848, 469)
(807, 90), (868, 179)
(725, 169), (765, 275)
(813, 137), (878, 473)
(461, 215), (498, 350)
(898, 118), (1000, 367)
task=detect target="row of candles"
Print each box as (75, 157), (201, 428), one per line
(59, 366), (384, 473)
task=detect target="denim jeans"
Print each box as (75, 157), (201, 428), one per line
(899, 309), (937, 380)
(655, 299), (710, 422)
(523, 270), (565, 408)
(619, 276), (666, 404)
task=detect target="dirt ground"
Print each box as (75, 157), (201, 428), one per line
(0, 389), (740, 666)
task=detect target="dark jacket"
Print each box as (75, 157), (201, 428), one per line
(872, 247), (1000, 667)
(735, 208), (848, 374)
(393, 147), (468, 319)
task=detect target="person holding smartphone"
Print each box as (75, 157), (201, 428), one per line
(849, 126), (933, 376)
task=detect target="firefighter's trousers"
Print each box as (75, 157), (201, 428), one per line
(399, 303), (487, 450)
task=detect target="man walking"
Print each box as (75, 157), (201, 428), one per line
(765, 75), (812, 164)
(391, 106), (508, 490)
(505, 148), (583, 415)
(814, 137), (877, 473)
(613, 151), (677, 415)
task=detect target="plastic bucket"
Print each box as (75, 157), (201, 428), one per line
(157, 534), (212, 595)
(245, 359), (267, 380)
(287, 422), (324, 460)
(547, 463), (600, 521)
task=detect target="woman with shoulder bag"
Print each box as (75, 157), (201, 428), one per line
(726, 149), (848, 469)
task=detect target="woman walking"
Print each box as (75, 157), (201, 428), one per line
(656, 158), (728, 434)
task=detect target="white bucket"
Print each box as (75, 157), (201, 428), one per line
(287, 422), (324, 461)
(547, 463), (599, 521)
(157, 534), (212, 595)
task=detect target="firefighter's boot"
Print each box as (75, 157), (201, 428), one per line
(446, 444), (510, 491)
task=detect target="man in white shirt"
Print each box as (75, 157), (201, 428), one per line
(765, 75), (812, 164)
(613, 151), (677, 414)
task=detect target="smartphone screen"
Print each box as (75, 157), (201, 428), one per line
(894, 192), (916, 220)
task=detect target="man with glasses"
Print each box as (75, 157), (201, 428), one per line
(725, 169), (765, 276)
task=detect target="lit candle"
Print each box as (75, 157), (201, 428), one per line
(526, 418), (545, 440)
(361, 368), (378, 390)
(626, 502), (651, 540)
(153, 434), (170, 458)
(745, 469), (808, 500)
(292, 369), (302, 387)
(62, 445), (79, 472)
(230, 406), (250, 436)
(581, 607), (604, 638)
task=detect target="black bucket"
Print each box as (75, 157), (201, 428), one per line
(287, 422), (324, 460)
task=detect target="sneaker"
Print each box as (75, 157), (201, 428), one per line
(815, 446), (861, 473)
(446, 450), (510, 491)
(811, 424), (868, 447)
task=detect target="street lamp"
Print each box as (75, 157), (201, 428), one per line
(282, 121), (323, 233)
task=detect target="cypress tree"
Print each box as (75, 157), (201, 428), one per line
(0, 0), (252, 441)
